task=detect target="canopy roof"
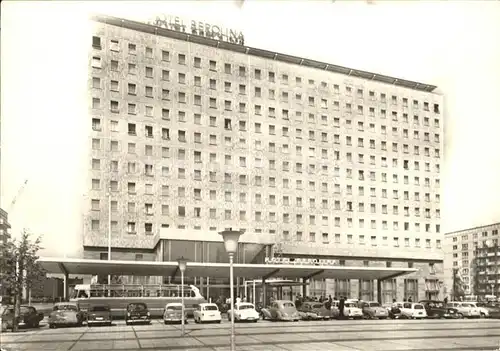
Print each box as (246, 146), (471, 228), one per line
(39, 257), (417, 281)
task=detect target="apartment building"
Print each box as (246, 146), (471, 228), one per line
(444, 222), (500, 298)
(84, 15), (444, 301)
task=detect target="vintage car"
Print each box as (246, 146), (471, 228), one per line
(476, 302), (500, 318)
(419, 300), (459, 319)
(447, 302), (481, 318)
(125, 302), (151, 325)
(261, 300), (300, 321)
(163, 303), (188, 324)
(227, 302), (260, 322)
(360, 301), (390, 319)
(387, 302), (404, 319)
(48, 302), (84, 328)
(193, 303), (222, 324)
(297, 302), (327, 320)
(332, 300), (364, 319)
(400, 302), (428, 319)
(87, 304), (112, 326)
(342, 301), (364, 319)
(0, 305), (44, 330)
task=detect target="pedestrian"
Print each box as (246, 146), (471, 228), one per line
(408, 297), (412, 303)
(339, 296), (345, 319)
(444, 296), (448, 304)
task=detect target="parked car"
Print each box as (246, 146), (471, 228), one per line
(383, 302), (403, 319)
(342, 301), (364, 319)
(48, 302), (84, 329)
(227, 302), (259, 322)
(476, 302), (500, 318)
(419, 300), (459, 319)
(447, 302), (481, 318)
(360, 301), (390, 319)
(163, 303), (188, 324)
(193, 303), (222, 324)
(261, 300), (300, 321)
(328, 302), (340, 319)
(297, 302), (327, 320)
(125, 302), (151, 325)
(87, 304), (112, 326)
(400, 302), (428, 319)
(0, 305), (44, 330)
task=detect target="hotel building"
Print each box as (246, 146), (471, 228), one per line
(444, 222), (500, 298)
(84, 14), (444, 302)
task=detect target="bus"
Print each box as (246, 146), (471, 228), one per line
(70, 284), (206, 318)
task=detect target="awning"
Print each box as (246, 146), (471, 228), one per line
(38, 257), (417, 281)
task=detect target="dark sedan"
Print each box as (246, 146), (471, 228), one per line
(419, 300), (459, 319)
(125, 303), (151, 325)
(1, 305), (44, 330)
(87, 304), (112, 326)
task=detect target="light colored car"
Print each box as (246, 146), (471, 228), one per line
(360, 301), (390, 319)
(297, 302), (326, 320)
(343, 301), (364, 319)
(227, 302), (259, 322)
(261, 300), (300, 321)
(193, 303), (221, 324)
(476, 302), (500, 318)
(400, 302), (427, 319)
(447, 302), (481, 318)
(468, 302), (490, 318)
(48, 302), (84, 328)
(163, 303), (188, 324)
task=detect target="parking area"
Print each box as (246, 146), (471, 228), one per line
(1, 318), (500, 351)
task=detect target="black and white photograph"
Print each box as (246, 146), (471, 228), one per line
(1, 1), (500, 350)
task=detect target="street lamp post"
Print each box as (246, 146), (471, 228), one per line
(219, 229), (243, 351)
(177, 257), (188, 337)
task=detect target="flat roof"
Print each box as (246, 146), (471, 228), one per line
(92, 14), (437, 93)
(38, 257), (417, 281)
(445, 222), (500, 236)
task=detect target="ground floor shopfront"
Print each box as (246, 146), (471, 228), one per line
(81, 237), (446, 303)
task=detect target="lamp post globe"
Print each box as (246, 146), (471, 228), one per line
(220, 229), (243, 254)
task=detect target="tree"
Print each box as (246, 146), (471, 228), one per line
(0, 229), (45, 332)
(452, 268), (465, 301)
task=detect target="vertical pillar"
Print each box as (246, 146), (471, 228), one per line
(262, 278), (266, 306)
(302, 278), (307, 296)
(63, 273), (69, 301)
(236, 276), (240, 298)
(377, 279), (382, 304)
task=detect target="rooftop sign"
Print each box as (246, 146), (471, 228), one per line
(265, 257), (337, 266)
(149, 14), (245, 45)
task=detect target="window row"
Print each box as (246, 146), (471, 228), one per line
(91, 37), (441, 114)
(91, 132), (441, 162)
(451, 229), (499, 242)
(91, 158), (441, 189)
(91, 197), (440, 218)
(91, 74), (441, 120)
(89, 218), (442, 244)
(95, 117), (440, 145)
(90, 92), (441, 132)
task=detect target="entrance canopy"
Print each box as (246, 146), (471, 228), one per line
(39, 257), (417, 281)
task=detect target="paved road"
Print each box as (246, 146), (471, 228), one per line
(1, 318), (500, 351)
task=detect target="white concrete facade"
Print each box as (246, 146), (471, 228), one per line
(83, 15), (445, 301)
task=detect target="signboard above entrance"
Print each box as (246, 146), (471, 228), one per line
(265, 257), (337, 266)
(149, 14), (245, 45)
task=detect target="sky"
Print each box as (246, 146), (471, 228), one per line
(1, 0), (500, 257)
